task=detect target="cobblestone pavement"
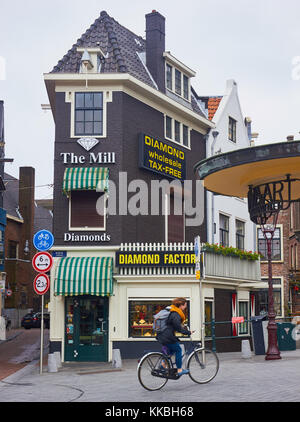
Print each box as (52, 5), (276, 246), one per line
(0, 328), (49, 381)
(0, 349), (300, 402)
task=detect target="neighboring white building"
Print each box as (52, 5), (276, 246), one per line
(195, 79), (256, 252)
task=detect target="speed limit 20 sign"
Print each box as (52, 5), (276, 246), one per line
(33, 273), (50, 296)
(32, 252), (53, 273)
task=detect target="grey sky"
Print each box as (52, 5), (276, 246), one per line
(1, 0), (300, 199)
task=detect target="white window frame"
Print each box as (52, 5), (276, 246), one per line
(238, 300), (250, 336)
(165, 61), (191, 102)
(235, 218), (246, 250)
(164, 114), (191, 149)
(68, 190), (107, 232)
(67, 89), (112, 139)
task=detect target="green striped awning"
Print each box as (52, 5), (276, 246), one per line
(54, 257), (113, 296)
(63, 167), (109, 196)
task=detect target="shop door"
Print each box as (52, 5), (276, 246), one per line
(65, 296), (108, 362)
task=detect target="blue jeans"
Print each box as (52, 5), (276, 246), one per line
(166, 343), (182, 369)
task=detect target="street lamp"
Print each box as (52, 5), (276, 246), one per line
(195, 140), (300, 360)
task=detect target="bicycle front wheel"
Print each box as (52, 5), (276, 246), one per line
(138, 352), (170, 391)
(187, 348), (219, 384)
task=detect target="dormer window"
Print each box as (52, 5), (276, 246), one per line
(163, 52), (196, 103)
(166, 64), (173, 90)
(77, 47), (107, 74)
(165, 63), (191, 101)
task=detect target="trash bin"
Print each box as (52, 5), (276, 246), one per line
(277, 322), (296, 351)
(251, 315), (267, 355)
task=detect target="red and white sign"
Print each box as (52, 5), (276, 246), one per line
(231, 316), (245, 324)
(6, 289), (12, 297)
(32, 252), (53, 273)
(33, 273), (50, 296)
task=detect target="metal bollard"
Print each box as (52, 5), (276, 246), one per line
(47, 353), (58, 373)
(241, 339), (252, 358)
(54, 351), (62, 368)
(112, 349), (122, 368)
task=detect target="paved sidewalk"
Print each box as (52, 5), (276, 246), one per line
(1, 349), (300, 402)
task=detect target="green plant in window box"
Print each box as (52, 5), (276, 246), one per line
(203, 242), (261, 261)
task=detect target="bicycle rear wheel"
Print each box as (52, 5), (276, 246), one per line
(187, 348), (219, 384)
(138, 352), (170, 391)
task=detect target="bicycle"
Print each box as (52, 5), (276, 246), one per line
(137, 336), (219, 391)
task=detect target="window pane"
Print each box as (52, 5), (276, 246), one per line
(94, 110), (103, 122)
(93, 122), (103, 135)
(71, 191), (105, 228)
(175, 121), (181, 143)
(93, 93), (103, 108)
(166, 116), (172, 139)
(85, 122), (93, 134)
(183, 75), (189, 99)
(175, 69), (181, 95)
(85, 110), (93, 122)
(85, 93), (94, 108)
(166, 64), (172, 90)
(258, 288), (281, 316)
(75, 93), (84, 108)
(183, 125), (189, 146)
(75, 122), (84, 135)
(229, 117), (237, 142)
(75, 110), (84, 122)
(128, 300), (190, 338)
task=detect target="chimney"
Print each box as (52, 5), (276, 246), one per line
(145, 10), (166, 92)
(19, 167), (35, 260)
(287, 135), (294, 142)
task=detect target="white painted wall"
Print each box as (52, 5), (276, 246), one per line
(205, 79), (256, 252)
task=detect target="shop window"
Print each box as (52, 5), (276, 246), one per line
(236, 219), (245, 250)
(128, 300), (190, 338)
(167, 192), (185, 243)
(75, 92), (103, 136)
(257, 227), (281, 261)
(8, 241), (19, 259)
(238, 301), (249, 335)
(257, 286), (282, 317)
(228, 117), (237, 143)
(205, 300), (214, 338)
(219, 214), (229, 247)
(70, 190), (105, 230)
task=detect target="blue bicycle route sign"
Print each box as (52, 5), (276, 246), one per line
(33, 230), (54, 252)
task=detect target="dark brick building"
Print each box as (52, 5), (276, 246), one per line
(45, 10), (261, 362)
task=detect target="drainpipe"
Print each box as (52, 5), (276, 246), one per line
(211, 131), (219, 244)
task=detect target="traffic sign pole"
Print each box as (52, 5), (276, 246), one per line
(33, 230), (54, 376)
(40, 295), (44, 375)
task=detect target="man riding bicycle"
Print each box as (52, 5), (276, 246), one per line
(156, 297), (194, 376)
